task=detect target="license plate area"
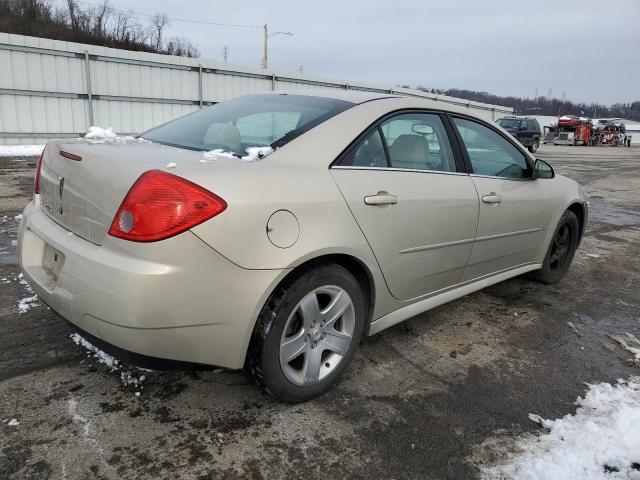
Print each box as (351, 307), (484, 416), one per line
(42, 244), (65, 281)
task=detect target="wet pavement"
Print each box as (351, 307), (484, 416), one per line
(1, 145), (639, 479)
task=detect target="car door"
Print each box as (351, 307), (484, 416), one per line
(330, 112), (480, 301)
(450, 116), (555, 281)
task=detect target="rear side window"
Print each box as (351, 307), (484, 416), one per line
(453, 117), (532, 179)
(338, 112), (457, 173)
(142, 94), (353, 156)
(341, 129), (388, 168)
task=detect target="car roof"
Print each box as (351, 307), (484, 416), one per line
(262, 89), (401, 104)
(244, 91), (502, 122)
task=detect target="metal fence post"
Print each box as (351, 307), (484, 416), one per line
(84, 50), (94, 127)
(271, 74), (276, 91)
(198, 65), (203, 107)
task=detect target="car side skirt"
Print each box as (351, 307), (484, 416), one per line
(368, 262), (541, 335)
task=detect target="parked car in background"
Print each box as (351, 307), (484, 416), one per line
(19, 92), (587, 402)
(496, 117), (542, 153)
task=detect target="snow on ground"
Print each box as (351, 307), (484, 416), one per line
(0, 145), (44, 157)
(16, 273), (40, 313)
(18, 295), (39, 313)
(70, 333), (148, 392)
(479, 377), (640, 480)
(609, 333), (640, 366)
(202, 146), (273, 162)
(5, 418), (20, 427)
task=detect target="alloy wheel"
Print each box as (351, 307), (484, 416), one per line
(279, 285), (355, 386)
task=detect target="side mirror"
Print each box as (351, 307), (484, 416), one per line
(534, 159), (554, 179)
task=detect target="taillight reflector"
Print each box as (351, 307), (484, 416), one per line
(108, 170), (227, 242)
(34, 147), (45, 194)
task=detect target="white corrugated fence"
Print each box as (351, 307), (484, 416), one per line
(0, 32), (514, 144)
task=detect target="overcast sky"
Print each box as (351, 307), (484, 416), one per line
(75, 0), (639, 104)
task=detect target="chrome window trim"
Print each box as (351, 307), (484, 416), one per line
(469, 173), (534, 182)
(330, 165), (469, 177)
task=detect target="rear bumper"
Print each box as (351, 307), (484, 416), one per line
(19, 201), (287, 369)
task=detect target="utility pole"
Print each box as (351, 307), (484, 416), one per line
(222, 46), (229, 63)
(262, 24), (293, 70)
(298, 65), (304, 75)
(262, 24), (268, 69)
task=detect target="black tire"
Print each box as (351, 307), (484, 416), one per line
(528, 139), (539, 153)
(529, 210), (580, 284)
(245, 264), (366, 403)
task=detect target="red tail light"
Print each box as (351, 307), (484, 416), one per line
(108, 170), (227, 242)
(34, 147), (45, 194)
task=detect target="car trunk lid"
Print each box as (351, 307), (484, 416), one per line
(37, 139), (231, 245)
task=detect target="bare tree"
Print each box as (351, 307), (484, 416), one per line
(91, 0), (112, 37)
(150, 13), (169, 50)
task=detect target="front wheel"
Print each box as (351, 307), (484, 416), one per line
(528, 139), (539, 153)
(246, 264), (366, 402)
(529, 210), (580, 284)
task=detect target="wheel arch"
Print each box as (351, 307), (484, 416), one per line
(242, 252), (378, 369)
(567, 201), (587, 246)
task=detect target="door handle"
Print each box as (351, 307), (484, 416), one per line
(364, 193), (398, 206)
(482, 193), (502, 204)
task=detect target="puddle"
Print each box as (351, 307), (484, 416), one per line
(588, 199), (640, 226)
(0, 216), (19, 265)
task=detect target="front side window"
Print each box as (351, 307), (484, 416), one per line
(141, 94), (353, 156)
(453, 117), (531, 179)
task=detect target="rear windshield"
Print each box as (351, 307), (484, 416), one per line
(497, 118), (522, 129)
(141, 94), (353, 156)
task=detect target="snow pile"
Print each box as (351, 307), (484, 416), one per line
(5, 418), (20, 427)
(481, 377), (640, 480)
(83, 126), (147, 144)
(243, 146), (273, 161)
(202, 146), (273, 162)
(0, 145), (45, 157)
(84, 126), (117, 141)
(70, 333), (148, 392)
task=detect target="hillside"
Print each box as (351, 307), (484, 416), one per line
(418, 87), (640, 122)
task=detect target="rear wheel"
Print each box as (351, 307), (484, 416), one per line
(246, 264), (366, 402)
(529, 210), (580, 284)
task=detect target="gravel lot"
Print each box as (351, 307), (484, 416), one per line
(1, 145), (639, 480)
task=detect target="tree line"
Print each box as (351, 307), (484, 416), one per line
(414, 87), (640, 122)
(0, 0), (200, 57)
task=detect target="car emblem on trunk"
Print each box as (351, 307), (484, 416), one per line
(58, 176), (64, 215)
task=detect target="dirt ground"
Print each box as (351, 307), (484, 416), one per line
(1, 145), (639, 480)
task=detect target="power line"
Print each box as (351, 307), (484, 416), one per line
(77, 0), (261, 29)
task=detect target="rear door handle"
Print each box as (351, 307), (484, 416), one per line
(364, 193), (398, 206)
(482, 193), (502, 204)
